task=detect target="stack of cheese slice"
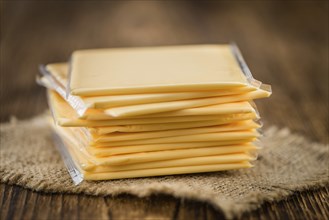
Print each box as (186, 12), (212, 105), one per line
(39, 44), (271, 183)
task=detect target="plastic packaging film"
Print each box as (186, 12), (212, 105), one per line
(39, 68), (268, 118)
(38, 43), (271, 184)
(68, 44), (270, 96)
(90, 119), (259, 135)
(39, 63), (257, 116)
(48, 90), (260, 127)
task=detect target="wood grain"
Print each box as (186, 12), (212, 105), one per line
(1, 1), (328, 219)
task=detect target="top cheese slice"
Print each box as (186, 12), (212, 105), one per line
(69, 44), (249, 96)
(44, 63), (255, 109)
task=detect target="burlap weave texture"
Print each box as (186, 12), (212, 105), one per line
(0, 115), (328, 218)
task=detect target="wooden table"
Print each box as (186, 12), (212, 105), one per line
(1, 1), (328, 219)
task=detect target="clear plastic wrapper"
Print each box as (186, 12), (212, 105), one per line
(54, 118), (260, 151)
(230, 43), (272, 93)
(50, 120), (99, 164)
(52, 128), (258, 183)
(67, 44), (272, 96)
(102, 90), (270, 118)
(52, 132), (83, 185)
(39, 43), (271, 118)
(83, 120), (261, 144)
(42, 43), (271, 183)
(40, 70), (269, 118)
(89, 119), (257, 135)
(47, 89), (261, 127)
(39, 65), (88, 116)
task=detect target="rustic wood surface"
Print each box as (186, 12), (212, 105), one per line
(1, 1), (328, 219)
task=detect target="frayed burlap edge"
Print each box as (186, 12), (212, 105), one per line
(0, 115), (328, 219)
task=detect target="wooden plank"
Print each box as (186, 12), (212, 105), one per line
(47, 194), (63, 220)
(0, 183), (6, 211)
(0, 184), (328, 220)
(176, 199), (223, 220)
(31, 192), (54, 220)
(9, 186), (27, 220)
(61, 194), (79, 220)
(0, 184), (12, 220)
(78, 195), (109, 220)
(20, 187), (38, 220)
(239, 188), (329, 220)
(0, 1), (328, 219)
(104, 194), (176, 219)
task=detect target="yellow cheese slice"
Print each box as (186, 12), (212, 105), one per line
(52, 122), (258, 166)
(48, 90), (258, 127)
(45, 88), (257, 121)
(51, 120), (257, 161)
(56, 119), (259, 151)
(64, 134), (256, 172)
(87, 139), (256, 157)
(80, 153), (255, 173)
(83, 88), (256, 109)
(69, 45), (250, 96)
(82, 162), (253, 180)
(91, 145), (257, 166)
(67, 146), (254, 180)
(52, 124), (255, 179)
(92, 130), (260, 147)
(145, 102), (256, 118)
(54, 116), (259, 148)
(43, 72), (262, 120)
(90, 119), (258, 135)
(76, 141), (258, 167)
(45, 63), (256, 109)
(81, 101), (256, 120)
(104, 89), (269, 118)
(66, 120), (259, 149)
(91, 120), (260, 143)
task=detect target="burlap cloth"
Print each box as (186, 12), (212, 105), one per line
(0, 115), (328, 218)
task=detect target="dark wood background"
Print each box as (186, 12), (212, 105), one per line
(1, 1), (328, 219)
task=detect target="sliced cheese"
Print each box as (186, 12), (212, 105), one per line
(83, 144), (257, 167)
(44, 75), (262, 120)
(91, 120), (260, 143)
(65, 135), (255, 172)
(82, 162), (253, 180)
(92, 130), (260, 147)
(45, 88), (257, 121)
(90, 119), (258, 135)
(87, 140), (255, 157)
(146, 102), (256, 118)
(46, 63), (256, 109)
(54, 125), (254, 180)
(55, 118), (259, 151)
(104, 89), (269, 118)
(42, 44), (272, 182)
(69, 45), (250, 96)
(83, 88), (255, 109)
(81, 101), (256, 120)
(48, 90), (258, 127)
(82, 153), (255, 173)
(51, 120), (257, 162)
